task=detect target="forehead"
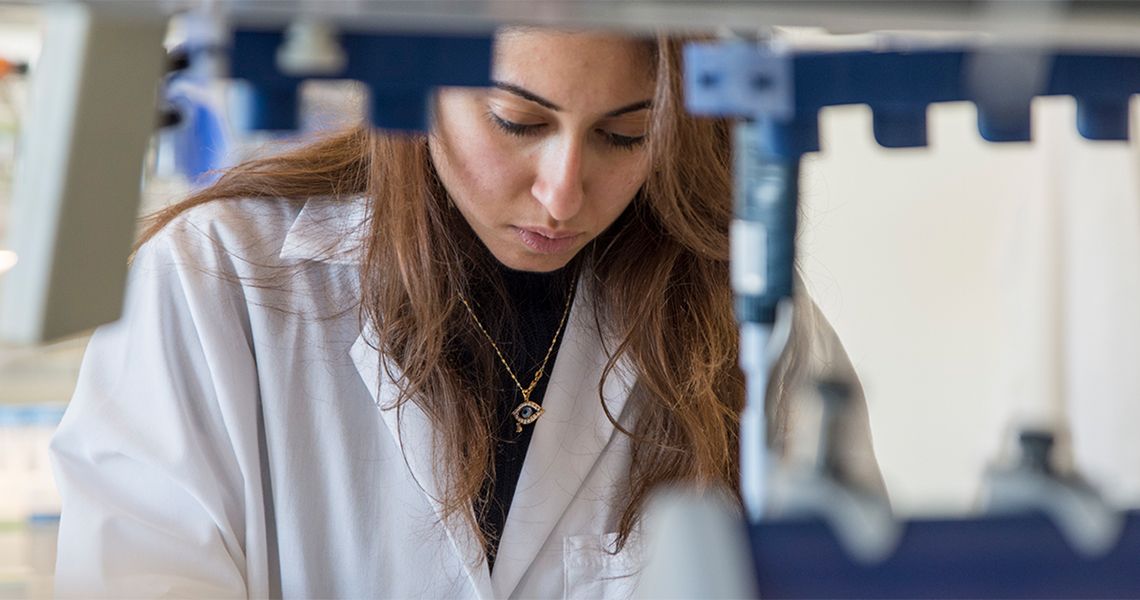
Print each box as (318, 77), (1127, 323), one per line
(492, 30), (655, 109)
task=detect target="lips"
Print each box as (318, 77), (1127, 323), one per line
(513, 226), (583, 255)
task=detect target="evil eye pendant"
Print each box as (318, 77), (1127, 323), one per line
(511, 400), (545, 433)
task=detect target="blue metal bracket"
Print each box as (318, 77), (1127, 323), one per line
(228, 30), (494, 132)
(685, 44), (1140, 154)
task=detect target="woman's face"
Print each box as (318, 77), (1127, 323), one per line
(429, 30), (655, 272)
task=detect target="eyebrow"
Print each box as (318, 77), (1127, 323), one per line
(492, 80), (652, 117)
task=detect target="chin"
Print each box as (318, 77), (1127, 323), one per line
(497, 250), (576, 273)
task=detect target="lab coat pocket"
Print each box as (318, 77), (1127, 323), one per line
(563, 532), (642, 600)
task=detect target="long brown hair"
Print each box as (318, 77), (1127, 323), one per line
(140, 34), (797, 554)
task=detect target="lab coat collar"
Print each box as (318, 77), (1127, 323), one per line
(349, 278), (636, 600)
(279, 197), (369, 264)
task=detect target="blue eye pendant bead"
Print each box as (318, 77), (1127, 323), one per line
(511, 399), (545, 433)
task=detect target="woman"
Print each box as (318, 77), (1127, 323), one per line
(51, 29), (882, 598)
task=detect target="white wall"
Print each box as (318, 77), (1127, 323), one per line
(799, 98), (1140, 515)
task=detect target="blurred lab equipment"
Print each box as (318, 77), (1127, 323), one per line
(0, 53), (29, 281)
(0, 404), (63, 522)
(0, 404), (63, 599)
(655, 31), (1140, 598)
(985, 430), (1122, 556)
(0, 60), (27, 78)
(0, 3), (166, 344)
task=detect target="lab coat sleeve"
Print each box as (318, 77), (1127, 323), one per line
(770, 284), (887, 499)
(50, 219), (267, 598)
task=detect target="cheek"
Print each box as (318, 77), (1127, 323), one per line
(435, 123), (528, 211)
(594, 155), (649, 219)
(448, 137), (508, 201)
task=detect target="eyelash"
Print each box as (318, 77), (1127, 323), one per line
(486, 111), (647, 150)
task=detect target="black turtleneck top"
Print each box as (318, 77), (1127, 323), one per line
(466, 261), (577, 569)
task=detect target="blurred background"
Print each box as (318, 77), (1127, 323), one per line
(2, 3), (1140, 597)
(1, 10), (62, 598)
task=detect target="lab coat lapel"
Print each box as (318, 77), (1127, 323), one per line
(491, 282), (636, 598)
(290, 199), (495, 595)
(349, 332), (495, 600)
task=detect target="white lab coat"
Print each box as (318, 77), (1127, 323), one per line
(50, 197), (880, 599)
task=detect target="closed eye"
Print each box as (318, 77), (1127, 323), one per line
(601, 130), (647, 149)
(487, 111), (543, 137)
(489, 111), (648, 151)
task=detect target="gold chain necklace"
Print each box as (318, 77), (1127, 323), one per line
(459, 284), (574, 433)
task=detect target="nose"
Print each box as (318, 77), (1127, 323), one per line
(531, 136), (585, 222)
